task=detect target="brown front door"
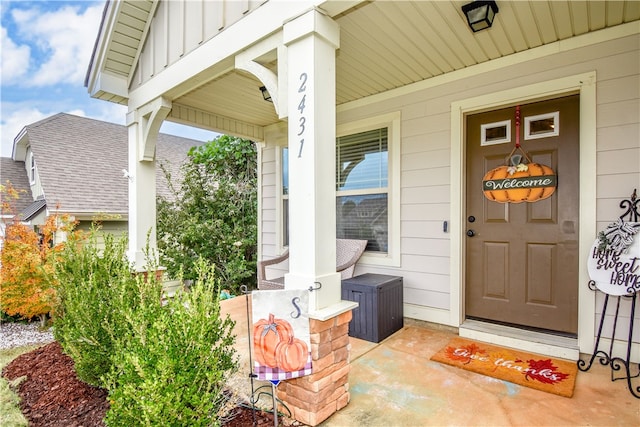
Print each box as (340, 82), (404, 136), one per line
(465, 95), (580, 335)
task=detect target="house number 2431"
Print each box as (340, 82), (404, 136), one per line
(297, 72), (308, 158)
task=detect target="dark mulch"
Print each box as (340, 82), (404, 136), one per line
(2, 342), (108, 427)
(2, 342), (275, 426)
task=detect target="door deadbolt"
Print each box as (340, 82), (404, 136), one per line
(468, 215), (476, 223)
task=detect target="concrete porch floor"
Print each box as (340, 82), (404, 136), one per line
(220, 295), (639, 426)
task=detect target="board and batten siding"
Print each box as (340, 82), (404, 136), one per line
(130, 0), (262, 90)
(259, 32), (639, 348)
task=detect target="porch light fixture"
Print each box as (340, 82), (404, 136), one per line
(259, 86), (272, 102)
(462, 0), (499, 32)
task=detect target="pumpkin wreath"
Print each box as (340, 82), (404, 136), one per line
(482, 148), (557, 204)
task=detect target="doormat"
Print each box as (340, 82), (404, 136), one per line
(431, 337), (577, 397)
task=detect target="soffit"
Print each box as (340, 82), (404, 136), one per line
(100, 1), (640, 133)
(103, 0), (155, 78)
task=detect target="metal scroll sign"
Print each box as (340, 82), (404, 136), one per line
(482, 106), (557, 203)
(587, 220), (640, 296)
(587, 190), (640, 296)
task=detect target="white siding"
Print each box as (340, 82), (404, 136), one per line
(324, 34), (640, 319)
(131, 0), (263, 90)
(260, 32), (640, 351)
(76, 221), (128, 251)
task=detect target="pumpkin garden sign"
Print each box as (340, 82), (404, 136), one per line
(252, 290), (312, 381)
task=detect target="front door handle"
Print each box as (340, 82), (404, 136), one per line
(466, 229), (475, 237)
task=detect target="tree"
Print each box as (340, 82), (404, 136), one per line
(157, 135), (257, 294)
(0, 182), (76, 326)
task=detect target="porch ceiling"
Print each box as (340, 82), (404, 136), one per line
(98, 1), (640, 137)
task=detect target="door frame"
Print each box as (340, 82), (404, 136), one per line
(449, 72), (597, 357)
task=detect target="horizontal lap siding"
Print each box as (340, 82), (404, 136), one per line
(334, 34), (639, 320)
(595, 293), (640, 344)
(594, 44), (640, 226)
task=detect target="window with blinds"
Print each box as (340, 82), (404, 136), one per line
(281, 127), (390, 253)
(336, 128), (388, 191)
(336, 128), (389, 253)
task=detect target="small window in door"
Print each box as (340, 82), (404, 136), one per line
(525, 112), (559, 140)
(480, 120), (511, 146)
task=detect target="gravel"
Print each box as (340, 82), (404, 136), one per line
(0, 322), (54, 350)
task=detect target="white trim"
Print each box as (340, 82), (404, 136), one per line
(480, 119), (511, 146)
(403, 303), (452, 326)
(524, 111), (560, 140)
(450, 71), (597, 356)
(276, 144), (288, 253)
(127, 1), (317, 110)
(337, 111), (401, 267)
(460, 320), (580, 361)
(257, 142), (264, 264)
(263, 121), (289, 258)
(28, 150), (36, 185)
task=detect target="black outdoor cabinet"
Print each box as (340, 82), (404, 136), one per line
(341, 273), (403, 343)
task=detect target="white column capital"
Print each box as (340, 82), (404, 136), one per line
(283, 7), (340, 49)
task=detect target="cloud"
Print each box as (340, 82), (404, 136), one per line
(0, 25), (31, 85)
(0, 1), (211, 159)
(0, 101), (129, 158)
(91, 103), (128, 125)
(0, 108), (47, 158)
(9, 3), (103, 87)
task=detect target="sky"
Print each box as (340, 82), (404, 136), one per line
(0, 0), (217, 158)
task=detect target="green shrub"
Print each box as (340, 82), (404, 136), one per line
(103, 259), (237, 426)
(157, 135), (257, 295)
(53, 231), (139, 387)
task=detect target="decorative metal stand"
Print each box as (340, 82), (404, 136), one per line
(577, 190), (640, 398)
(240, 285), (259, 426)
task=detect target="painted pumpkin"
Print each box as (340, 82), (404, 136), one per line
(275, 336), (309, 372)
(253, 313), (294, 368)
(482, 162), (556, 203)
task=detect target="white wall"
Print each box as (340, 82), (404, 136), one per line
(259, 32), (640, 350)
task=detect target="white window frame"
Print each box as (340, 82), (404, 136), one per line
(337, 112), (401, 267)
(277, 145), (289, 251)
(28, 150), (36, 184)
(525, 111), (560, 140)
(277, 112), (401, 267)
(480, 119), (511, 146)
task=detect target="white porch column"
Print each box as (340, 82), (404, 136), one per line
(283, 9), (341, 312)
(126, 97), (171, 269)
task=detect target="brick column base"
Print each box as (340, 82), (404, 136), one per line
(276, 310), (353, 426)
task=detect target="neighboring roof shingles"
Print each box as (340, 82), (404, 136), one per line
(20, 198), (47, 221)
(0, 157), (32, 214)
(21, 113), (203, 215)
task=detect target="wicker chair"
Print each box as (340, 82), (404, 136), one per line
(257, 239), (368, 290)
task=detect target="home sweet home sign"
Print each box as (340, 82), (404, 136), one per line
(587, 219), (640, 296)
